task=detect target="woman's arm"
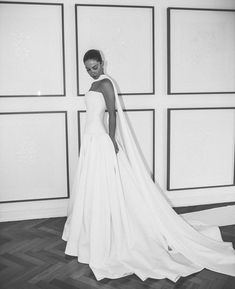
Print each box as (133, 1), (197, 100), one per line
(100, 79), (119, 154)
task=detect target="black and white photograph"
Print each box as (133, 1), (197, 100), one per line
(0, 0), (235, 289)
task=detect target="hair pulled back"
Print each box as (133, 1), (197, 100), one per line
(83, 49), (102, 63)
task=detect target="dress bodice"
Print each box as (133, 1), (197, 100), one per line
(84, 90), (107, 135)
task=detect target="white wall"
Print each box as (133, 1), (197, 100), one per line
(0, 0), (235, 222)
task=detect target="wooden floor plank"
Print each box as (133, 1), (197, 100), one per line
(0, 217), (235, 289)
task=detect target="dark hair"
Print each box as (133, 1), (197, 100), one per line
(83, 49), (102, 63)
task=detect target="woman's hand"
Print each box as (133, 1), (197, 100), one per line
(111, 138), (119, 154)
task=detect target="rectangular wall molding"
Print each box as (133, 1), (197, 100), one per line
(0, 111), (70, 203)
(0, 1), (66, 97)
(77, 109), (156, 181)
(167, 107), (235, 190)
(75, 4), (155, 95)
(167, 7), (235, 94)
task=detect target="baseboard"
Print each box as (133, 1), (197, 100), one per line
(1, 200), (235, 227)
(0, 200), (68, 222)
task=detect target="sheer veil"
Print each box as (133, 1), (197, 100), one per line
(63, 73), (235, 280)
(100, 74), (235, 277)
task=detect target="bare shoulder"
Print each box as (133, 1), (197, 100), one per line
(99, 78), (114, 94)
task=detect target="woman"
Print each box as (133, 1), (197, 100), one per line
(62, 49), (235, 282)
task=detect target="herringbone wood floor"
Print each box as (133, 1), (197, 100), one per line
(0, 217), (235, 289)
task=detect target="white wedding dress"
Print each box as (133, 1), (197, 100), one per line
(62, 74), (235, 282)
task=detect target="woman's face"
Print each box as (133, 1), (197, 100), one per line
(84, 59), (103, 79)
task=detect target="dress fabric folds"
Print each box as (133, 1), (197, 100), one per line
(62, 74), (235, 282)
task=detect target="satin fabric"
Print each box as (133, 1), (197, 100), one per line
(62, 74), (235, 282)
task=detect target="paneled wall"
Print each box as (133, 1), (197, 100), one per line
(0, 0), (235, 222)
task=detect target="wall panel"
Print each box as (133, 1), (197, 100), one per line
(0, 112), (70, 203)
(167, 8), (235, 94)
(167, 108), (235, 190)
(75, 4), (154, 95)
(0, 2), (65, 97)
(78, 109), (155, 180)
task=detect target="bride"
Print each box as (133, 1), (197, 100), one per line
(62, 49), (235, 282)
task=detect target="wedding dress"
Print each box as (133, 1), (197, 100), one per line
(62, 74), (235, 282)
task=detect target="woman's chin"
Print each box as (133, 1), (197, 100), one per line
(91, 73), (103, 79)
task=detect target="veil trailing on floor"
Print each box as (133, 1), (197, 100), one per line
(102, 74), (235, 277)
